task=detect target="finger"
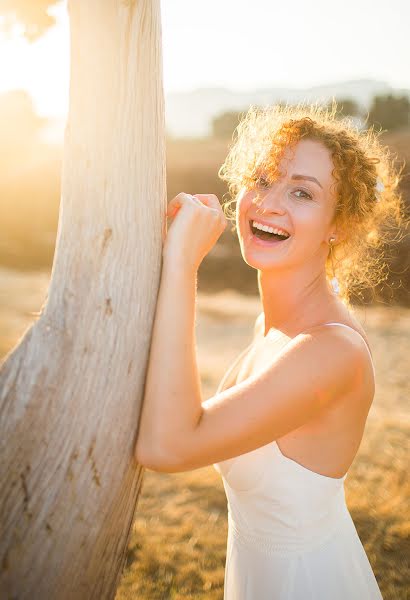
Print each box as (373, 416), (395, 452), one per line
(167, 192), (202, 210)
(166, 193), (200, 217)
(193, 194), (221, 211)
(187, 194), (204, 207)
(193, 194), (226, 229)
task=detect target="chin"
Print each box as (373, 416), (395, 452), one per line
(239, 245), (287, 272)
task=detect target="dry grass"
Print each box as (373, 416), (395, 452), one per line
(1, 270), (408, 599)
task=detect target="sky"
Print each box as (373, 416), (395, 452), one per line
(0, 0), (409, 119)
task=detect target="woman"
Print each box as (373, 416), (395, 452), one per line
(135, 103), (404, 598)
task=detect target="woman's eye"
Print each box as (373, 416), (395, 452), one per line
(293, 188), (312, 200)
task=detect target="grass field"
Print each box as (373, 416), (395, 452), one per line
(1, 268), (408, 599)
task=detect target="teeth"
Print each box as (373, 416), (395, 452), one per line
(252, 220), (290, 238)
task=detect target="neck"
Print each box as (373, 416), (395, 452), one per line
(258, 265), (341, 338)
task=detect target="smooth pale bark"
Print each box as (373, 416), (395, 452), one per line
(0, 1), (166, 598)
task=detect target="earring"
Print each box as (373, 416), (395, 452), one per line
(328, 237), (340, 294)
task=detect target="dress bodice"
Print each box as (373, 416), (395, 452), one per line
(212, 322), (375, 553)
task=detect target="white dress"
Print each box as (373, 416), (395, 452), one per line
(213, 322), (383, 599)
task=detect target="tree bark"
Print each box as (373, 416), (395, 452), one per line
(0, 1), (166, 598)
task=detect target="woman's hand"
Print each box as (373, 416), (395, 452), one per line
(163, 193), (228, 271)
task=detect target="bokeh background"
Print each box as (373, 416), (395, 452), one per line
(0, 1), (409, 598)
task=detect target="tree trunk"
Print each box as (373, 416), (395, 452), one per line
(0, 1), (166, 598)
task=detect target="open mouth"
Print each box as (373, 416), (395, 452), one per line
(249, 220), (291, 243)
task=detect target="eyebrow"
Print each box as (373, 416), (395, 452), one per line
(290, 174), (323, 189)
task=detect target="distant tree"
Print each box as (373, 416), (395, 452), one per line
(211, 110), (243, 139)
(368, 94), (410, 131)
(328, 98), (361, 118)
(0, 0), (60, 41)
(212, 101), (368, 139)
(211, 104), (280, 139)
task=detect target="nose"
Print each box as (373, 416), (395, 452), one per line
(254, 183), (287, 216)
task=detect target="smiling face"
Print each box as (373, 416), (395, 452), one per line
(236, 138), (339, 273)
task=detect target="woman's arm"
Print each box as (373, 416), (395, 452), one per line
(135, 257), (203, 466)
(135, 256), (262, 468)
(135, 192), (227, 467)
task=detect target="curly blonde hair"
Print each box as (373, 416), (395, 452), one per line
(219, 101), (407, 305)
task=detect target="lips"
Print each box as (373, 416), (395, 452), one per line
(248, 218), (291, 237)
(248, 224), (292, 247)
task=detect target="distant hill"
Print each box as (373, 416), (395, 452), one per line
(38, 79), (410, 142)
(165, 79), (410, 137)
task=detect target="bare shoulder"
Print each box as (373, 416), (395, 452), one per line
(296, 322), (375, 396)
(296, 320), (367, 352)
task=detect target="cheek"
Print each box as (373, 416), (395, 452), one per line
(236, 192), (256, 230)
(293, 207), (329, 247)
